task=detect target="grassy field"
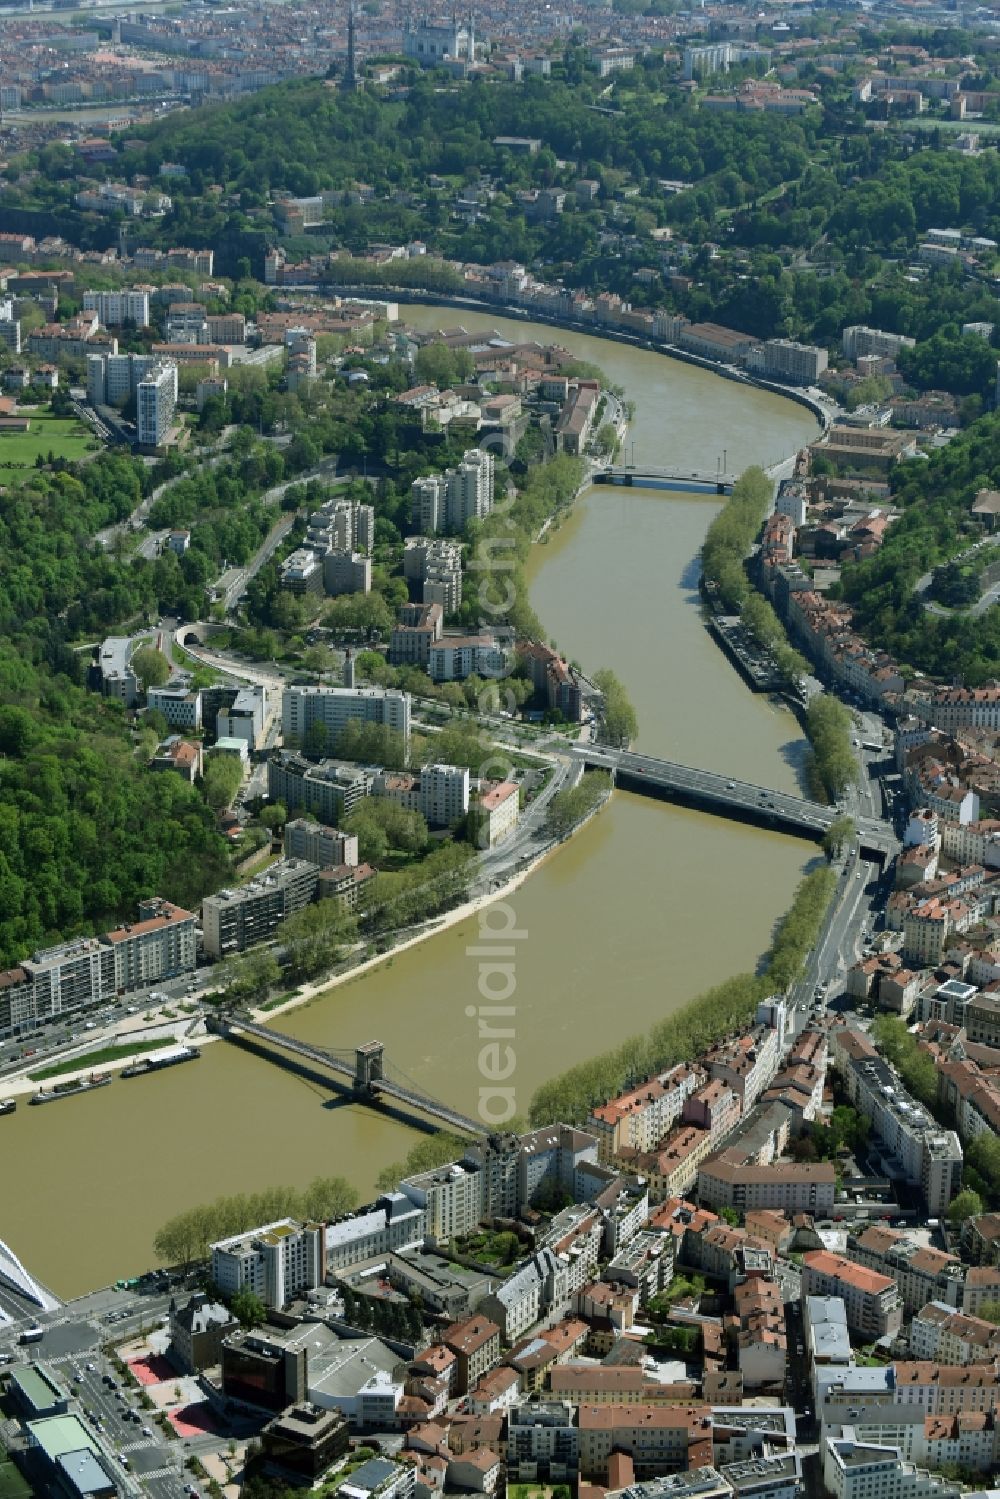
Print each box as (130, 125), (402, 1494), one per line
(29, 1038), (164, 1081)
(0, 410), (98, 481)
(0, 1459), (33, 1499)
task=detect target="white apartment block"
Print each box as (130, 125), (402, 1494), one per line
(82, 289), (150, 327)
(410, 450), (494, 534)
(746, 339), (828, 386)
(400, 1161), (484, 1245)
(86, 350), (157, 406)
(843, 1051), (963, 1215)
(147, 683), (202, 731)
(682, 41), (770, 79)
(823, 1435), (960, 1499)
(419, 763), (470, 825)
(201, 858), (319, 959)
(136, 361), (178, 446)
(211, 1218), (325, 1309)
(412, 475), (446, 534)
(0, 899), (196, 1039)
(842, 326), (917, 362)
(281, 685), (411, 756)
(283, 819), (359, 869)
(216, 685), (266, 751)
(428, 634), (511, 682)
(306, 498), (375, 557)
(325, 1192), (426, 1271)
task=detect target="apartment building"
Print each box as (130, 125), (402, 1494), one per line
(0, 899), (196, 1038)
(201, 858), (319, 958)
(577, 1404), (713, 1480)
(86, 350), (158, 406)
(920, 686), (1000, 735)
(910, 1302), (1000, 1365)
(82, 289), (149, 327)
(389, 602), (443, 667)
(136, 360), (178, 447)
(801, 1252), (903, 1339)
(417, 764), (470, 826)
(215, 685), (266, 750)
(306, 497), (374, 557)
(325, 1192), (426, 1272)
(842, 326), (917, 363)
(480, 1247), (568, 1343)
(324, 551), (371, 597)
(283, 819), (358, 870)
(507, 1402), (578, 1484)
(403, 537), (463, 613)
(400, 1161), (484, 1245)
(267, 753), (371, 824)
(678, 323), (758, 365)
(963, 1265), (1000, 1317)
(589, 1063), (705, 1160)
(847, 1228), (964, 1316)
(836, 1044), (963, 1215)
(696, 1158), (836, 1216)
(281, 686), (411, 756)
(823, 1435), (960, 1499)
(103, 897), (197, 993)
(746, 339), (828, 385)
(440, 1316), (501, 1395)
(147, 682), (202, 731)
(474, 780), (520, 847)
(211, 1218), (325, 1309)
(428, 634), (511, 682)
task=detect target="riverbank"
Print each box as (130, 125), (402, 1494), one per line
(0, 771), (609, 1102)
(326, 280), (833, 432)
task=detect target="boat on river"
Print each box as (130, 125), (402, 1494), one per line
(121, 1044), (200, 1079)
(0, 1098), (15, 1116)
(29, 1073), (112, 1105)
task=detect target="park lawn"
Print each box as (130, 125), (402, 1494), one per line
(29, 1038), (164, 1081)
(0, 411), (97, 481)
(0, 1460), (32, 1499)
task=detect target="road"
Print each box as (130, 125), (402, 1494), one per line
(0, 1290), (190, 1499)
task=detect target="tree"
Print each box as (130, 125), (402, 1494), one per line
(279, 900), (357, 981)
(133, 646), (171, 691)
(593, 669), (638, 748)
(823, 816), (856, 861)
(215, 948), (281, 1005)
(259, 803), (287, 832)
(202, 753), (244, 811)
(719, 1206), (740, 1226)
(231, 1288), (267, 1328)
(947, 1188), (983, 1227)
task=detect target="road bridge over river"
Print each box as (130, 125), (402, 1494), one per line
(593, 466), (736, 493)
(207, 1014), (483, 1136)
(573, 746), (898, 862)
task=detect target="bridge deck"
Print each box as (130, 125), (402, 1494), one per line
(224, 1017), (483, 1136)
(576, 747), (897, 856)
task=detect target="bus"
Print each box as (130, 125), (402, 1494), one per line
(19, 1327), (44, 1344)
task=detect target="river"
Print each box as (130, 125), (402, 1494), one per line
(1, 307), (820, 1299)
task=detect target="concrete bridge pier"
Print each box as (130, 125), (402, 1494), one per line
(354, 1040), (384, 1091)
